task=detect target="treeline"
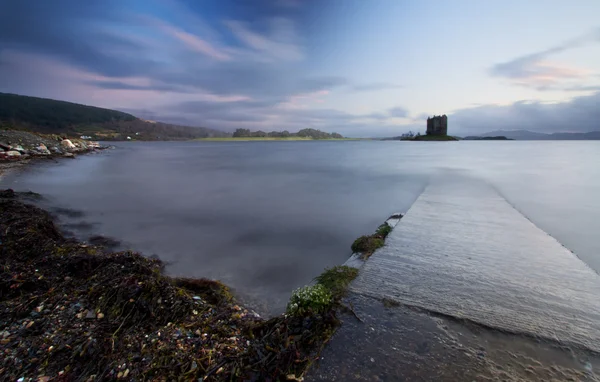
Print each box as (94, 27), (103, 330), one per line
(0, 92), (228, 140)
(232, 128), (343, 139)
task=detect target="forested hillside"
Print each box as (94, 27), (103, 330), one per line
(0, 93), (228, 140)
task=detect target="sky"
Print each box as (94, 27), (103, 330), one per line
(1, 0), (599, 137)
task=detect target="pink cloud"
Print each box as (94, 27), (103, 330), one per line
(145, 17), (230, 61)
(224, 19), (303, 61)
(0, 51), (248, 112)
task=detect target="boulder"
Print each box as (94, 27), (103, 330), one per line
(51, 147), (62, 154)
(14, 145), (27, 154)
(6, 150), (21, 157)
(35, 147), (51, 155)
(64, 152), (75, 158)
(60, 139), (76, 149)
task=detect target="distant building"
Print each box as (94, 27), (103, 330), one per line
(426, 115), (448, 136)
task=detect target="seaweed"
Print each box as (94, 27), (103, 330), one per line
(0, 190), (345, 381)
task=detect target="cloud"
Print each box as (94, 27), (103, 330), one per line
(224, 17), (303, 61)
(490, 28), (599, 89)
(388, 106), (409, 118)
(351, 83), (403, 92)
(150, 19), (231, 60)
(449, 91), (600, 135)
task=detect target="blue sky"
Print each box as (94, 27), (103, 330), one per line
(1, 0), (599, 136)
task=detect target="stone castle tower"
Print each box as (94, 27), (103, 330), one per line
(426, 115), (448, 136)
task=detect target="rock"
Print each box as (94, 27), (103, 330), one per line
(0, 142), (11, 151)
(51, 146), (62, 153)
(35, 146), (51, 155)
(64, 152), (75, 158)
(85, 310), (95, 319)
(6, 150), (21, 157)
(60, 139), (76, 149)
(0, 189), (16, 198)
(14, 145), (27, 154)
(97, 312), (104, 319)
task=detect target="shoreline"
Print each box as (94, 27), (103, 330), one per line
(0, 189), (346, 381)
(4, 151), (600, 381)
(0, 129), (109, 181)
(195, 137), (364, 142)
(0, 152), (400, 380)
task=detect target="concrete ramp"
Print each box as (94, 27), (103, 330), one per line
(350, 176), (600, 352)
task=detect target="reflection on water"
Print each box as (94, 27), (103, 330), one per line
(1, 141), (599, 316)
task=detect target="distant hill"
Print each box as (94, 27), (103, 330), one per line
(462, 136), (513, 141)
(479, 130), (600, 140)
(0, 92), (228, 140)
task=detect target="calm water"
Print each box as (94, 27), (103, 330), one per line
(2, 141), (599, 314)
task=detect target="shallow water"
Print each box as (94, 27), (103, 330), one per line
(351, 174), (600, 352)
(1, 141), (599, 315)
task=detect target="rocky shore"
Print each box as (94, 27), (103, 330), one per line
(0, 130), (105, 179)
(0, 190), (344, 381)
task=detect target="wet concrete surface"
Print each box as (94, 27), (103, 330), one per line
(309, 174), (600, 381)
(307, 293), (600, 381)
(350, 175), (600, 352)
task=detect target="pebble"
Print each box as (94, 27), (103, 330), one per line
(97, 313), (104, 319)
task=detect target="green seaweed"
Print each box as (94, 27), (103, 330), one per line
(314, 266), (359, 300)
(351, 235), (384, 256)
(376, 222), (393, 238)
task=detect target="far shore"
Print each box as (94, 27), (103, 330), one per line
(196, 137), (365, 141)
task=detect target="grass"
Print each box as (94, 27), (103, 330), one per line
(351, 235), (385, 256)
(314, 266), (359, 300)
(376, 222), (393, 238)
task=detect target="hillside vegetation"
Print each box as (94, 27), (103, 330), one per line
(232, 128), (344, 139)
(0, 93), (228, 140)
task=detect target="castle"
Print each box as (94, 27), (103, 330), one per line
(426, 115), (448, 136)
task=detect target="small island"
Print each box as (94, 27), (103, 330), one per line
(199, 128), (349, 141)
(386, 115), (458, 141)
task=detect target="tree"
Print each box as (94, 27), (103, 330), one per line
(233, 128), (251, 137)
